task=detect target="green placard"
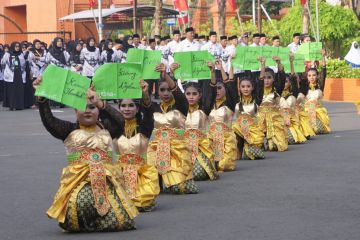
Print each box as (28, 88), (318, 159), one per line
(297, 42), (322, 61)
(173, 51), (214, 80)
(283, 54), (306, 73)
(232, 46), (246, 69)
(35, 65), (90, 111)
(93, 63), (142, 99)
(243, 47), (262, 70)
(126, 48), (161, 79)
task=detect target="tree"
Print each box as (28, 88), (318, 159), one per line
(153, 0), (163, 36)
(218, 0), (226, 35)
(302, 2), (310, 34)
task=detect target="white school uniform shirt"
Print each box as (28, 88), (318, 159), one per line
(287, 42), (299, 53)
(29, 50), (47, 78)
(175, 38), (201, 52)
(45, 50), (70, 69)
(80, 47), (101, 77)
(201, 41), (222, 59)
(133, 43), (146, 49)
(1, 52), (26, 83)
(112, 47), (125, 63)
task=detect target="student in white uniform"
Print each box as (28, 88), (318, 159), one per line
(201, 31), (222, 59)
(112, 39), (125, 63)
(272, 36), (281, 47)
(198, 35), (207, 47)
(176, 27), (201, 52)
(259, 33), (268, 46)
(80, 37), (101, 78)
(146, 38), (159, 99)
(239, 33), (249, 46)
(168, 30), (181, 57)
(132, 34), (145, 49)
(287, 33), (301, 53)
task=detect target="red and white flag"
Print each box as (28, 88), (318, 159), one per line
(228, 0), (237, 11)
(173, 0), (189, 25)
(301, 0), (307, 6)
(89, 0), (96, 8)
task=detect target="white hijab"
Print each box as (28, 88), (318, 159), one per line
(344, 41), (360, 67)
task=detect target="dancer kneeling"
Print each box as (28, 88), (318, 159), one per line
(181, 62), (219, 181)
(147, 63), (199, 194)
(34, 78), (138, 232)
(232, 65), (265, 160)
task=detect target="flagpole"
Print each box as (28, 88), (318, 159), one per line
(98, 0), (103, 41)
(133, 0), (137, 33)
(236, 9), (244, 36)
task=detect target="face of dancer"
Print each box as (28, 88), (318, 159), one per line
(76, 102), (99, 127)
(307, 70), (317, 84)
(119, 99), (138, 120)
(284, 77), (291, 89)
(185, 86), (201, 106)
(159, 82), (173, 103)
(240, 80), (253, 97)
(216, 82), (226, 100)
(264, 72), (274, 88)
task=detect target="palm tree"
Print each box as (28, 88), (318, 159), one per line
(153, 0), (163, 36)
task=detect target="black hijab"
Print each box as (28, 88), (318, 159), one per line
(70, 41), (82, 64)
(104, 40), (114, 62)
(86, 37), (96, 52)
(10, 42), (22, 57)
(122, 35), (134, 53)
(49, 37), (66, 65)
(0, 44), (4, 60)
(32, 39), (44, 56)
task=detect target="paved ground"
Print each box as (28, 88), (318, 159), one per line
(0, 102), (359, 240)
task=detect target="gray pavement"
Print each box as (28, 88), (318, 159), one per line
(0, 102), (360, 240)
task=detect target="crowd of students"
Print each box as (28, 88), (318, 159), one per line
(0, 28), (315, 110)
(28, 27), (331, 232)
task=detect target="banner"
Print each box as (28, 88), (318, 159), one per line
(93, 63), (142, 99)
(35, 65), (90, 111)
(297, 42), (323, 61)
(173, 51), (215, 80)
(232, 46), (291, 70)
(126, 48), (162, 79)
(283, 54), (306, 73)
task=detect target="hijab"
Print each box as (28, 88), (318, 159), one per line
(122, 35), (134, 53)
(70, 41), (82, 64)
(104, 40), (114, 62)
(32, 39), (44, 56)
(86, 37), (96, 52)
(49, 37), (66, 65)
(10, 42), (22, 57)
(345, 41), (360, 68)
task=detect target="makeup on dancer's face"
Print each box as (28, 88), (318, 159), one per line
(185, 86), (201, 105)
(159, 82), (172, 102)
(119, 99), (138, 119)
(240, 80), (253, 96)
(307, 70), (317, 84)
(76, 103), (99, 126)
(216, 82), (226, 99)
(264, 73), (274, 87)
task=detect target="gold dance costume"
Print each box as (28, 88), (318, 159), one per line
(186, 86), (218, 181)
(280, 76), (307, 144)
(258, 71), (288, 152)
(296, 93), (316, 138)
(100, 104), (160, 211)
(233, 84), (265, 160)
(208, 81), (238, 171)
(39, 101), (138, 232)
(147, 87), (199, 194)
(302, 67), (331, 134)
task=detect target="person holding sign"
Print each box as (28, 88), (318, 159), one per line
(208, 61), (238, 171)
(91, 80), (160, 212)
(80, 37), (101, 78)
(232, 65), (265, 160)
(301, 50), (331, 134)
(180, 62), (219, 181)
(279, 55), (307, 145)
(257, 56), (288, 152)
(33, 77), (138, 232)
(147, 63), (199, 194)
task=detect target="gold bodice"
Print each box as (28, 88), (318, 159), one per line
(115, 133), (149, 156)
(280, 96), (296, 109)
(154, 110), (185, 129)
(64, 129), (113, 154)
(261, 92), (280, 106)
(234, 102), (257, 118)
(208, 106), (234, 124)
(297, 93), (305, 105)
(306, 89), (323, 101)
(185, 109), (208, 130)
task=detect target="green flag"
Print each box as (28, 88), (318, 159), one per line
(35, 65), (90, 111)
(93, 63), (142, 99)
(126, 48), (161, 79)
(283, 54), (305, 73)
(174, 51), (214, 80)
(297, 42), (322, 61)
